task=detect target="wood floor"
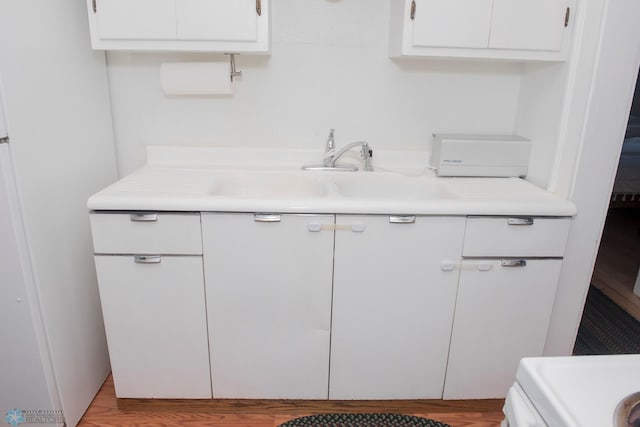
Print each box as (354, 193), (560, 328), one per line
(591, 207), (640, 321)
(77, 376), (505, 426)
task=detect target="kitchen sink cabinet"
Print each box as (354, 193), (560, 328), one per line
(91, 212), (211, 398)
(390, 0), (574, 61)
(201, 213), (334, 399)
(330, 215), (466, 399)
(444, 258), (563, 399)
(87, 0), (270, 52)
(443, 216), (569, 399)
(90, 210), (571, 400)
(93, 255), (211, 398)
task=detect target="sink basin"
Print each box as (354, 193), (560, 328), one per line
(210, 172), (328, 198)
(208, 170), (447, 201)
(332, 173), (447, 199)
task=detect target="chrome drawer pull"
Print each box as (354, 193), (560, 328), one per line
(134, 255), (161, 264)
(130, 213), (158, 222)
(501, 259), (527, 268)
(389, 215), (416, 224)
(254, 213), (281, 222)
(507, 217), (534, 226)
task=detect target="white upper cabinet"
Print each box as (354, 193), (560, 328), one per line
(94, 0), (176, 40)
(88, 0), (270, 52)
(489, 0), (569, 51)
(390, 0), (574, 61)
(176, 0), (258, 41)
(411, 0), (492, 49)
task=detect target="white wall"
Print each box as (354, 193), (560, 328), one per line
(515, 62), (569, 188)
(106, 0), (524, 176)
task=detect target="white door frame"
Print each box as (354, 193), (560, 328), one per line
(544, 0), (640, 355)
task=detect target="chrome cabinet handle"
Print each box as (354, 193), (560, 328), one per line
(501, 259), (527, 268)
(389, 215), (416, 224)
(256, 0), (262, 16)
(507, 217), (534, 226)
(134, 255), (161, 264)
(130, 213), (158, 222)
(254, 213), (281, 222)
(410, 0), (416, 20)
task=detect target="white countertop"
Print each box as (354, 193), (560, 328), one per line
(87, 146), (577, 216)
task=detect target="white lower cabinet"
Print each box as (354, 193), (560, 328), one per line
(201, 213), (334, 399)
(91, 210), (571, 400)
(330, 215), (466, 399)
(443, 258), (563, 399)
(94, 255), (211, 398)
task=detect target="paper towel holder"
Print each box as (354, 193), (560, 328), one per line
(226, 53), (242, 82)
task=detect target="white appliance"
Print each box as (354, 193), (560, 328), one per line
(0, 0), (117, 425)
(431, 134), (531, 177)
(502, 355), (640, 427)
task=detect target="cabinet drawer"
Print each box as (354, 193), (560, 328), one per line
(90, 212), (202, 255)
(463, 216), (571, 257)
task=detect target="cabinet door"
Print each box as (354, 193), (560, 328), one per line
(202, 213), (334, 399)
(176, 0), (258, 41)
(443, 258), (562, 399)
(411, 0), (492, 49)
(94, 255), (211, 398)
(489, 0), (569, 51)
(95, 0), (177, 40)
(330, 215), (466, 399)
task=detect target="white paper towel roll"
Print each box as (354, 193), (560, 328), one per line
(160, 62), (233, 95)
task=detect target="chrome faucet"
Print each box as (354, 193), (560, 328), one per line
(302, 129), (374, 171)
(323, 140), (374, 171)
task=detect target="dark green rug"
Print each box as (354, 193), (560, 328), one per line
(278, 414), (451, 427)
(574, 286), (640, 355)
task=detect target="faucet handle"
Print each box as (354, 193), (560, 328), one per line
(326, 128), (336, 152)
(361, 143), (374, 171)
(360, 142), (372, 158)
